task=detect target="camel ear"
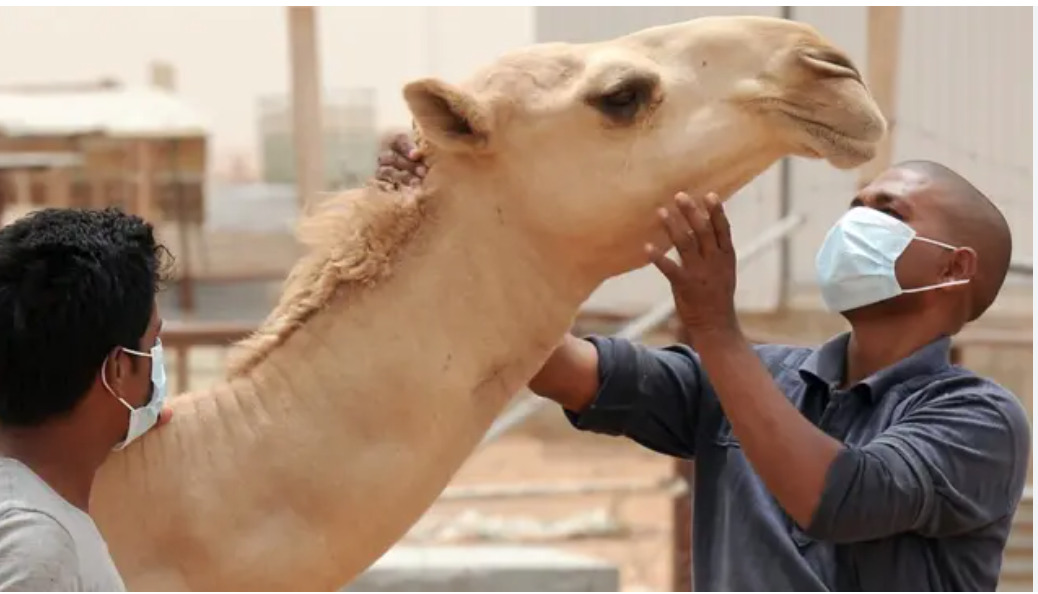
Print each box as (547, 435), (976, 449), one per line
(403, 78), (492, 153)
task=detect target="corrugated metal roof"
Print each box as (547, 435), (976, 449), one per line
(0, 86), (209, 139)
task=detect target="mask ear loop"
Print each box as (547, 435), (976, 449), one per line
(900, 236), (973, 293)
(101, 356), (136, 412)
(914, 236), (959, 251)
(103, 345), (155, 412)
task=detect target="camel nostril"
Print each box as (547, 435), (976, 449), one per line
(800, 47), (863, 83)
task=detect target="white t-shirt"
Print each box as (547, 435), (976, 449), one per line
(0, 458), (125, 592)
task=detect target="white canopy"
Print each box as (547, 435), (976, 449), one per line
(0, 85), (209, 139)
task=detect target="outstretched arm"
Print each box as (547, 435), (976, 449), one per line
(531, 333), (707, 459)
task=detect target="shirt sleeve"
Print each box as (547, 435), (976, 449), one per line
(563, 335), (706, 458)
(0, 508), (80, 592)
(804, 386), (1032, 544)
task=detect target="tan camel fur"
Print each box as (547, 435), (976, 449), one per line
(88, 16), (885, 591)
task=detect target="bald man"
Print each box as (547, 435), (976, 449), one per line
(376, 139), (1030, 592)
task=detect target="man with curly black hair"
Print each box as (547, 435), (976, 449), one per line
(0, 207), (174, 591)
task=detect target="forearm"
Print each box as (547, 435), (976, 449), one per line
(538, 335), (705, 458)
(528, 333), (601, 413)
(693, 328), (843, 528)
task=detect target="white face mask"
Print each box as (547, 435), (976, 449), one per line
(815, 206), (970, 313)
(101, 338), (168, 451)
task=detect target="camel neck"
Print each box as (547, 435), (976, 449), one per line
(250, 178), (593, 418)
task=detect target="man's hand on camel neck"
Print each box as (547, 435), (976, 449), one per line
(376, 133), (427, 188)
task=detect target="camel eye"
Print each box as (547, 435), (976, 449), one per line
(588, 75), (658, 125)
(602, 89), (637, 107)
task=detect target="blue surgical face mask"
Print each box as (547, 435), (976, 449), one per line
(102, 338), (168, 451)
(815, 206), (970, 313)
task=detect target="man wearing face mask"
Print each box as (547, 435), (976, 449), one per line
(376, 140), (1030, 591)
(0, 208), (173, 591)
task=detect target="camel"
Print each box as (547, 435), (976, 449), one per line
(88, 15), (885, 591)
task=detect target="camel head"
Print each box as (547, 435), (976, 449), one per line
(403, 15), (886, 278)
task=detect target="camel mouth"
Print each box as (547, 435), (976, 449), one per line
(780, 111), (880, 167)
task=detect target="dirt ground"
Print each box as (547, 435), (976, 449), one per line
(422, 429), (679, 592)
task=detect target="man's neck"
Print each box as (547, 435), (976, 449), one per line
(0, 428), (105, 512)
(843, 315), (948, 388)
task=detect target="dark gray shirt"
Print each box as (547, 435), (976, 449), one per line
(564, 332), (1030, 591)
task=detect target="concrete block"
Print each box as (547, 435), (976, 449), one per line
(341, 545), (620, 592)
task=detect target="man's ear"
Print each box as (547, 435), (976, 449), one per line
(101, 349), (125, 393)
(946, 246), (979, 282)
(403, 78), (492, 154)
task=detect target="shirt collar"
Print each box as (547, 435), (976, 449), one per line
(798, 332), (954, 402)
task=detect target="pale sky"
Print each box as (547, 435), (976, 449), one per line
(0, 7), (534, 173)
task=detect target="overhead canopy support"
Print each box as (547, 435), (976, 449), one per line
(287, 6), (325, 208)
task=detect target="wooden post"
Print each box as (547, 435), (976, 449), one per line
(145, 62), (196, 314)
(176, 345), (190, 394)
(46, 167), (71, 208)
(135, 141), (155, 222)
(287, 6), (325, 208)
(857, 6), (902, 189)
(11, 170), (32, 207)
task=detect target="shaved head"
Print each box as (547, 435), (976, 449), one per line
(895, 160), (1013, 321)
